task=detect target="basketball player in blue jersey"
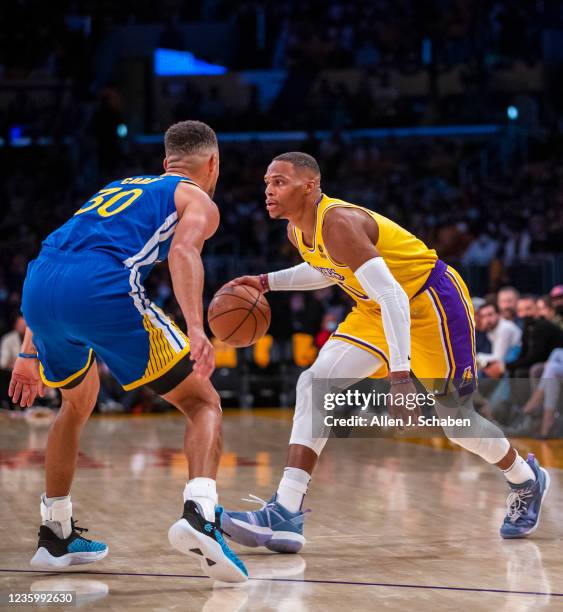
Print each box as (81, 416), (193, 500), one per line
(8, 120), (247, 583)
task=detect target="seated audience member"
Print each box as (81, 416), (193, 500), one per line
(506, 295), (563, 378)
(0, 315), (26, 371)
(496, 286), (520, 324)
(474, 299), (492, 356)
(548, 285), (563, 331)
(0, 315), (26, 408)
(476, 302), (521, 377)
(522, 348), (563, 438)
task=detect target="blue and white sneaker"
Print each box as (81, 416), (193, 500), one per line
(500, 453), (551, 539)
(30, 520), (108, 568)
(222, 495), (307, 554)
(168, 501), (248, 583)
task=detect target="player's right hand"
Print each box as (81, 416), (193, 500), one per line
(8, 357), (46, 408)
(188, 327), (215, 379)
(226, 275), (265, 293)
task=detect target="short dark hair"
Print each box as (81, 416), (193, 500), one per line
(479, 302), (499, 314)
(272, 151), (321, 176)
(164, 120), (218, 157)
(518, 293), (536, 302)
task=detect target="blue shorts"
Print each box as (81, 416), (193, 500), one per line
(21, 247), (191, 391)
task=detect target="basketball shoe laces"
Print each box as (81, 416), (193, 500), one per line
(241, 494), (311, 527)
(505, 486), (534, 524)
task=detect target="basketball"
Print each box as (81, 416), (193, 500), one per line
(208, 284), (271, 347)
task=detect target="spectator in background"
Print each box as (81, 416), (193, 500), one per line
(462, 231), (499, 266)
(549, 285), (563, 331)
(0, 315), (26, 409)
(473, 298), (492, 355)
(521, 348), (563, 438)
(315, 311), (339, 349)
(476, 302), (521, 378)
(506, 296), (563, 378)
(497, 286), (520, 323)
(536, 295), (562, 330)
(0, 315), (26, 371)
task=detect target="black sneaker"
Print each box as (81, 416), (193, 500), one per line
(168, 500), (248, 583)
(30, 520), (108, 568)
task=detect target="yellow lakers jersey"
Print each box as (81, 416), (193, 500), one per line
(292, 194), (437, 311)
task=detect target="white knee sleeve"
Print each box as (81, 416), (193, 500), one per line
(289, 341), (384, 456)
(289, 369), (328, 455)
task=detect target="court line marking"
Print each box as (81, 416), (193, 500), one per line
(0, 569), (560, 597)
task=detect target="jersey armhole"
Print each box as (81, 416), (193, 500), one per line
(320, 203), (378, 268)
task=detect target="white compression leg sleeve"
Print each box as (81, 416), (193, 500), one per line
(290, 340), (384, 455)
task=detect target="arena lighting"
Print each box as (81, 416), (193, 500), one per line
(116, 123), (128, 138)
(507, 105), (519, 120)
(0, 125), (503, 148)
(154, 48), (227, 76)
(134, 124), (502, 144)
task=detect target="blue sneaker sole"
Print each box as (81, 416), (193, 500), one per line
(222, 513), (305, 553)
(501, 467), (551, 539)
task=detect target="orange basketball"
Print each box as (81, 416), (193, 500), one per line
(208, 284), (271, 347)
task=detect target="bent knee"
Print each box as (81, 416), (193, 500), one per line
(60, 396), (97, 421)
(176, 390), (222, 418)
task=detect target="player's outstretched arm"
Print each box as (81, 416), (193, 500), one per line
(322, 208), (413, 383)
(8, 327), (46, 408)
(226, 222), (334, 294)
(170, 183), (220, 379)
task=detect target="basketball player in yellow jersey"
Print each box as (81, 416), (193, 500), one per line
(222, 151), (550, 552)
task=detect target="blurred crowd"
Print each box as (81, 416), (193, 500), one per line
(473, 285), (563, 439)
(3, 1), (542, 75)
(226, 0), (543, 70)
(1, 1), (554, 137)
(2, 130), (563, 339)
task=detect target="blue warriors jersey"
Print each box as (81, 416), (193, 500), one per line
(44, 175), (197, 282)
(24, 174), (199, 392)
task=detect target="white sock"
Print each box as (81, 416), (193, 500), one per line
(41, 494), (72, 539)
(503, 454), (536, 485)
(276, 467), (311, 513)
(184, 478), (217, 522)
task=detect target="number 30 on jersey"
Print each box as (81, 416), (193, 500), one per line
(75, 187), (144, 218)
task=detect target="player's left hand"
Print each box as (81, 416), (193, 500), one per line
(8, 357), (46, 408)
(388, 375), (420, 432)
(188, 327), (215, 379)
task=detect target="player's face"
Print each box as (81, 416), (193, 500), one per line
(264, 161), (310, 219)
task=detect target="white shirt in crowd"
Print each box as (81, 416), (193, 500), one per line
(477, 317), (522, 368)
(0, 330), (23, 370)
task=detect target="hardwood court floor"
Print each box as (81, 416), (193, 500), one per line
(0, 409), (561, 611)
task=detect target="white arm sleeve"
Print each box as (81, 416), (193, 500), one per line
(354, 257), (411, 372)
(268, 263), (335, 291)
